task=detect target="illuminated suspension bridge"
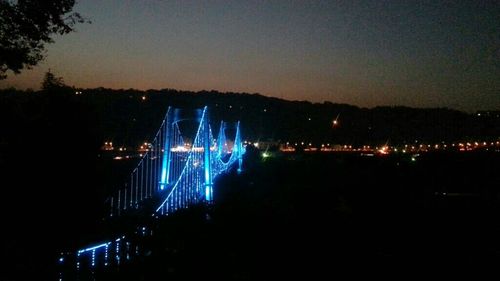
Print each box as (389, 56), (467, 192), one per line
(60, 106), (245, 276)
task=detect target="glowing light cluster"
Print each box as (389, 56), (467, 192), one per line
(101, 106), (244, 217)
(171, 145), (189, 152)
(68, 107), (245, 274)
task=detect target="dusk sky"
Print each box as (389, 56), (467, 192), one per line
(1, 0), (498, 111)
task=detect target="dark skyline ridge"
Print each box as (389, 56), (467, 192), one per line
(3, 86), (498, 147)
(6, 85), (498, 113)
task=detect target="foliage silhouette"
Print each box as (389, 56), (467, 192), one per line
(0, 0), (88, 79)
(41, 69), (66, 91)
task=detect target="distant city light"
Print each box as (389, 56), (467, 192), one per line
(332, 114), (340, 127)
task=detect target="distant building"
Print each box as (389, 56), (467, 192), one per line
(101, 142), (114, 151)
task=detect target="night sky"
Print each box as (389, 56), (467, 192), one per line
(1, 0), (498, 111)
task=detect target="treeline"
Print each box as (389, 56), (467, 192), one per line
(1, 87), (498, 148)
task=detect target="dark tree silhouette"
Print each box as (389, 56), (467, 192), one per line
(0, 0), (88, 79)
(41, 69), (66, 90)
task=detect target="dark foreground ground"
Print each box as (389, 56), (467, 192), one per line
(65, 149), (500, 280)
(2, 147), (500, 280)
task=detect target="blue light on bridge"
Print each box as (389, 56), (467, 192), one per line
(104, 244), (109, 266)
(160, 169), (167, 190)
(123, 106), (244, 216)
(205, 184), (211, 201)
(115, 238), (121, 265)
(77, 242), (109, 254)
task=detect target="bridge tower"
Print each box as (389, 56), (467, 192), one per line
(160, 107), (173, 189)
(203, 107), (213, 202)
